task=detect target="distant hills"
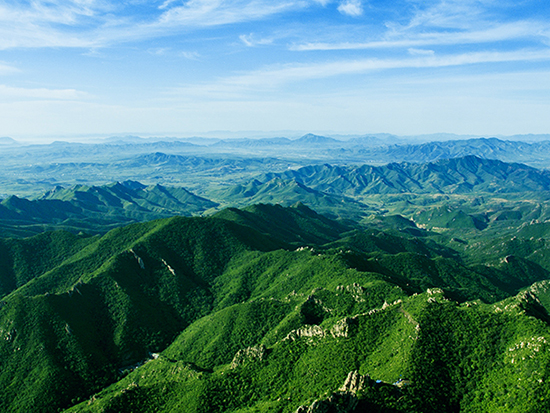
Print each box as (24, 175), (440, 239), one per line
(0, 137), (18, 145)
(253, 156), (550, 196)
(2, 155), (550, 237)
(212, 133), (345, 149)
(360, 137), (550, 166)
(191, 134), (550, 168)
(4, 135), (550, 200)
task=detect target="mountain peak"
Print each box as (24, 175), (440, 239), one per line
(119, 180), (147, 190)
(294, 133), (340, 145)
(0, 136), (18, 145)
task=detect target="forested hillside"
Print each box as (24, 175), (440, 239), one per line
(2, 203), (550, 412)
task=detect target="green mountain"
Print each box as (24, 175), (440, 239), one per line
(4, 137), (550, 200)
(258, 156), (550, 196)
(3, 156), (550, 246)
(41, 181), (216, 215)
(65, 287), (550, 413)
(207, 177), (372, 220)
(0, 182), (217, 237)
(212, 203), (351, 245)
(2, 203), (550, 412)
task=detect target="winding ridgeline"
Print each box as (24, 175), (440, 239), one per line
(2, 203), (550, 412)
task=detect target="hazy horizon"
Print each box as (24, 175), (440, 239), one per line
(4, 130), (550, 146)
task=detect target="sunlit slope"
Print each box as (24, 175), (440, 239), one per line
(1, 203), (550, 412)
(67, 288), (550, 413)
(0, 211), (288, 412)
(212, 202), (351, 245)
(207, 177), (371, 219)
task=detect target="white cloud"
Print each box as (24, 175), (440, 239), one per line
(148, 47), (170, 55)
(291, 21), (550, 51)
(0, 62), (20, 75)
(0, 1), (315, 49)
(168, 48), (550, 99)
(337, 0), (363, 17)
(408, 48), (435, 56)
(159, 0), (179, 10)
(404, 0), (486, 30)
(239, 33), (274, 47)
(0, 0), (547, 53)
(154, 0), (306, 28)
(0, 1), (111, 49)
(180, 51), (202, 60)
(0, 84), (89, 101)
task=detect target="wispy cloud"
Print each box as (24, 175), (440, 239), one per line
(171, 48), (550, 98)
(239, 33), (275, 47)
(154, 0), (304, 28)
(337, 0), (363, 17)
(0, 62), (20, 75)
(0, 84), (90, 100)
(0, 0), (109, 49)
(180, 51), (202, 60)
(408, 48), (435, 56)
(159, 0), (180, 10)
(402, 0), (488, 30)
(148, 47), (171, 56)
(0, 1), (317, 49)
(3, 0), (546, 54)
(291, 21), (550, 51)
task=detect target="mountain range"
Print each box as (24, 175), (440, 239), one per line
(256, 155), (550, 196)
(2, 155), (550, 238)
(4, 136), (550, 201)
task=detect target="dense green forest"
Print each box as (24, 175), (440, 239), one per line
(2, 201), (550, 412)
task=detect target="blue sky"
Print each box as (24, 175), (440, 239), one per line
(1, 0), (549, 140)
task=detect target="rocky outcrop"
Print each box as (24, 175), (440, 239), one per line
(230, 345), (266, 369)
(294, 371), (370, 413)
(330, 317), (358, 338)
(284, 325), (325, 341)
(336, 283), (366, 302)
(339, 371), (368, 393)
(129, 249), (145, 269)
(294, 392), (358, 413)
